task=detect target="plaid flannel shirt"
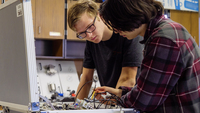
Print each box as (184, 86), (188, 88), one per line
(119, 15), (200, 113)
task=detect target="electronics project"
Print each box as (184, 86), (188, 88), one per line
(0, 0), (139, 113)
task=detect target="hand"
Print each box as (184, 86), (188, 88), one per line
(95, 86), (122, 99)
(94, 86), (122, 107)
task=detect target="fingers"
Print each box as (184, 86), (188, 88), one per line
(95, 88), (106, 100)
(95, 93), (104, 100)
(95, 86), (107, 91)
(95, 87), (109, 101)
(95, 86), (122, 98)
(95, 86), (107, 95)
(95, 86), (114, 92)
(95, 87), (114, 95)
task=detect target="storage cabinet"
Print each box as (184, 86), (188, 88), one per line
(31, 0), (65, 59)
(170, 10), (199, 45)
(31, 0), (86, 59)
(32, 0), (65, 39)
(65, 40), (86, 59)
(31, 0), (98, 59)
(35, 39), (64, 59)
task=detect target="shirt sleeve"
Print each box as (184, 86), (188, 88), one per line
(120, 37), (184, 111)
(122, 36), (144, 67)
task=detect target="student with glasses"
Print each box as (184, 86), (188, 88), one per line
(68, 0), (144, 100)
(76, 16), (97, 39)
(95, 0), (200, 112)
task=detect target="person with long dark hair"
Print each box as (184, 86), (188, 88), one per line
(95, 0), (200, 112)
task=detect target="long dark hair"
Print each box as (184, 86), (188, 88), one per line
(99, 0), (164, 31)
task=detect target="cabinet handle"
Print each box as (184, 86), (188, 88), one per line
(39, 26), (41, 34)
(39, 63), (42, 70)
(58, 64), (62, 71)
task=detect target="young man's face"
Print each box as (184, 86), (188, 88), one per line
(74, 13), (104, 43)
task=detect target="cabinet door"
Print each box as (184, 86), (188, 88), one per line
(35, 0), (65, 39)
(190, 12), (199, 45)
(170, 10), (199, 45)
(170, 10), (191, 32)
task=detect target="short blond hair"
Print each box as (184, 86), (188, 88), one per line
(68, 0), (99, 31)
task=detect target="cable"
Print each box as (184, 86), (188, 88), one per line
(39, 94), (55, 110)
(93, 82), (97, 108)
(74, 79), (125, 110)
(95, 91), (124, 109)
(74, 80), (93, 104)
(97, 99), (107, 109)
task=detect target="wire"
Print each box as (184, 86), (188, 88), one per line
(74, 80), (93, 104)
(95, 91), (125, 109)
(93, 82), (97, 108)
(39, 94), (55, 110)
(74, 80), (125, 110)
(96, 99), (107, 109)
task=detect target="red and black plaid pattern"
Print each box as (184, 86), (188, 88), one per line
(119, 15), (200, 113)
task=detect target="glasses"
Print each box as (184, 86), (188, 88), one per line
(76, 16), (97, 39)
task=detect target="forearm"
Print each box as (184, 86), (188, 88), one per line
(116, 78), (135, 88)
(116, 67), (137, 88)
(76, 79), (92, 99)
(76, 68), (94, 99)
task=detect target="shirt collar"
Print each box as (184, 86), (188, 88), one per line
(140, 15), (165, 44)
